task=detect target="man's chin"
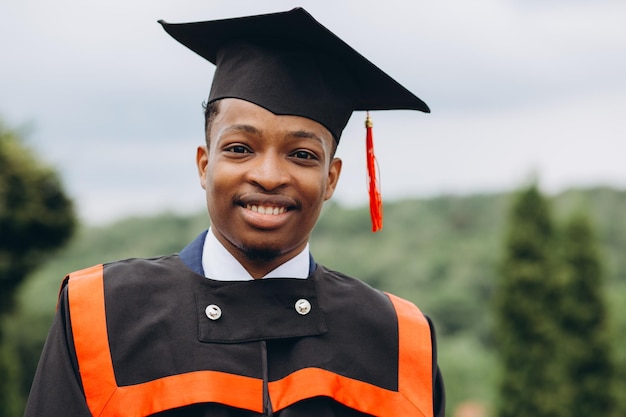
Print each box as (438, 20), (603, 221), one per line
(241, 245), (283, 263)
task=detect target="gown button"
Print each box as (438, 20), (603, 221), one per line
(295, 299), (311, 315)
(205, 304), (222, 320)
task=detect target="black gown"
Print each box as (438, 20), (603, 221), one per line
(24, 231), (445, 417)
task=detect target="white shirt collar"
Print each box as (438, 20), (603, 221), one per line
(202, 228), (310, 281)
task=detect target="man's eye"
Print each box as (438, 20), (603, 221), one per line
(227, 145), (249, 154)
(292, 150), (316, 160)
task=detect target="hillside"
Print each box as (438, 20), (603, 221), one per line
(6, 186), (626, 416)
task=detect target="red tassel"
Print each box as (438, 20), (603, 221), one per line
(365, 112), (383, 232)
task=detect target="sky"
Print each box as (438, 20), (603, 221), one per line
(1, 0), (625, 225)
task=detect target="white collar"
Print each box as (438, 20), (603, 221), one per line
(201, 228), (310, 281)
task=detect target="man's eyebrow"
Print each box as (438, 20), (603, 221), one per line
(220, 124), (329, 148)
(221, 124), (261, 136)
(289, 130), (326, 146)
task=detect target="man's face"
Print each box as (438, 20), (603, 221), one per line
(196, 98), (342, 268)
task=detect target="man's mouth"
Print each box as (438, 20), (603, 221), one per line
(245, 204), (288, 215)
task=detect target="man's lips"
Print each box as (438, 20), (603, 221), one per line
(245, 204), (287, 215)
(237, 194), (298, 215)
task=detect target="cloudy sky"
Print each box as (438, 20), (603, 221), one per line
(1, 0), (625, 224)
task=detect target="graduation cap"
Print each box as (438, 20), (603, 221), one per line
(159, 7), (429, 232)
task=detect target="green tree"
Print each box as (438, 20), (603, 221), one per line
(0, 120), (77, 417)
(493, 185), (566, 417)
(559, 212), (616, 417)
(0, 122), (76, 313)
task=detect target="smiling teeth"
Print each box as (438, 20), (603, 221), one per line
(246, 205), (287, 215)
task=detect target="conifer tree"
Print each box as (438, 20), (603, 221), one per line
(493, 185), (566, 417)
(0, 120), (76, 417)
(559, 213), (615, 417)
(0, 122), (76, 314)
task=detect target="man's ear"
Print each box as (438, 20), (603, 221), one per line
(324, 157), (342, 201)
(196, 145), (209, 190)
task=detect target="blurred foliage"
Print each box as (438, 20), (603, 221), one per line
(2, 186), (626, 416)
(0, 120), (76, 417)
(0, 121), (76, 313)
(493, 185), (567, 417)
(494, 186), (619, 417)
(559, 213), (616, 417)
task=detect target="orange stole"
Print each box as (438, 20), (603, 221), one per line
(68, 265), (432, 417)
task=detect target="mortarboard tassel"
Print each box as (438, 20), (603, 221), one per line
(365, 112), (383, 232)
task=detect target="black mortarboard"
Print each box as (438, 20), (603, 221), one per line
(158, 7), (429, 143)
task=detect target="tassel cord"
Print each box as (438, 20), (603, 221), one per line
(365, 112), (383, 232)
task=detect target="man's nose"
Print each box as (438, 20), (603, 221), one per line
(246, 152), (290, 191)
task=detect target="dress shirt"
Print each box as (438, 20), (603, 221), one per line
(202, 227), (310, 281)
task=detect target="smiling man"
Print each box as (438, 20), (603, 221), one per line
(199, 98), (342, 278)
(25, 8), (444, 417)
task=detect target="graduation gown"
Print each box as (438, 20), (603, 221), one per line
(24, 231), (445, 417)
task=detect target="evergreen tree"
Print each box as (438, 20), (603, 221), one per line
(0, 120), (76, 417)
(559, 212), (616, 417)
(0, 121), (76, 314)
(493, 185), (566, 417)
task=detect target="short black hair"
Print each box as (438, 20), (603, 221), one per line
(203, 100), (220, 146)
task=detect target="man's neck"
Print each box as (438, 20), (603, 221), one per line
(202, 228), (310, 280)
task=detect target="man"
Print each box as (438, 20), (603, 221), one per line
(25, 8), (444, 417)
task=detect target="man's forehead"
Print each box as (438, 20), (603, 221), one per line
(213, 99), (334, 144)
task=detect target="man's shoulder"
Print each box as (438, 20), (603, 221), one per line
(102, 253), (182, 272)
(313, 263), (404, 299)
(65, 253), (193, 290)
(313, 263), (424, 318)
(63, 254), (203, 324)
